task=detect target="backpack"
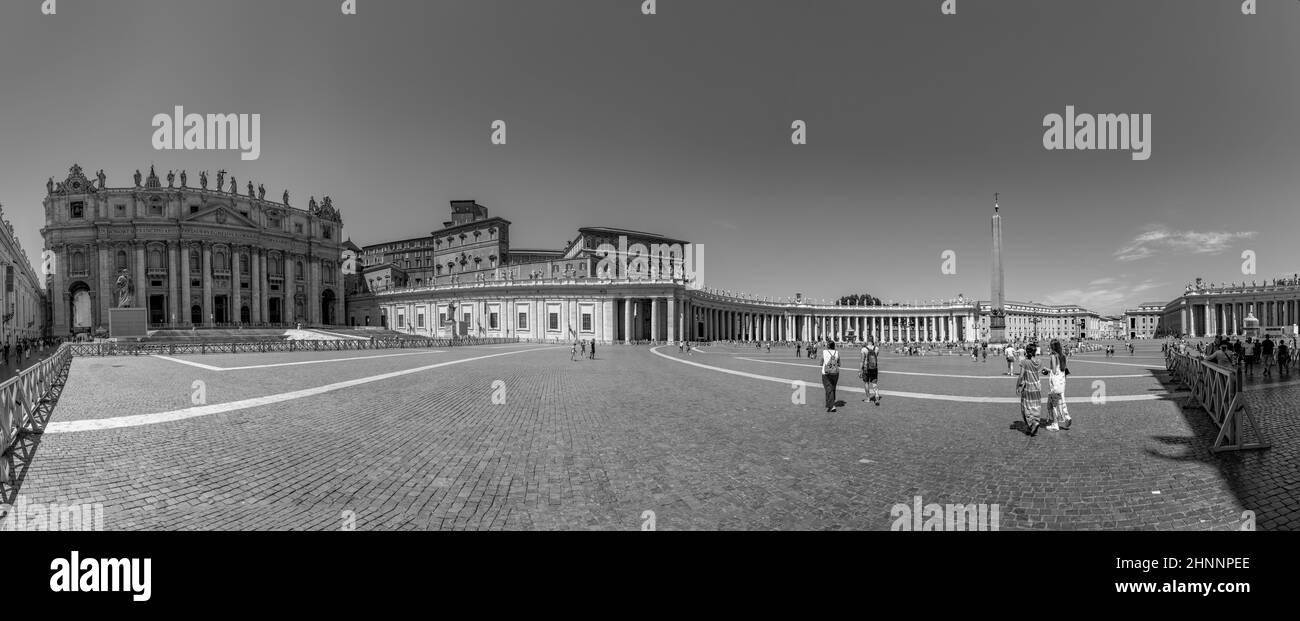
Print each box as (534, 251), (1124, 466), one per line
(865, 347), (878, 370)
(822, 350), (840, 374)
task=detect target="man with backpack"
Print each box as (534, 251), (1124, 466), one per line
(821, 339), (841, 413)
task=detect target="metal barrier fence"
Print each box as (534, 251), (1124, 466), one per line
(1165, 351), (1269, 452)
(1, 343), (74, 485)
(67, 337), (520, 357)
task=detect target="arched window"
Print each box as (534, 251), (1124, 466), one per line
(190, 250), (200, 273)
(296, 261), (304, 280)
(72, 251), (85, 273)
(149, 249), (163, 269)
(240, 253), (249, 273)
(215, 250), (227, 271)
(116, 250), (127, 271)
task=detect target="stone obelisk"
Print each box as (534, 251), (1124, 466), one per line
(988, 194), (1007, 344)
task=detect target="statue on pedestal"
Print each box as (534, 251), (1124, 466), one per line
(167, 170), (175, 187)
(179, 170), (187, 187)
(248, 180), (255, 197)
(97, 170), (106, 189)
(133, 169), (142, 187)
(216, 170), (226, 192)
(282, 190), (290, 205)
(199, 171), (208, 189)
(258, 184), (266, 200)
(230, 176), (238, 194)
(46, 178), (54, 194)
(115, 269), (135, 308)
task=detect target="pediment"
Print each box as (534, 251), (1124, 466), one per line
(184, 204), (259, 228)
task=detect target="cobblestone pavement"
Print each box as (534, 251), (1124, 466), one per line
(2, 341), (1293, 530)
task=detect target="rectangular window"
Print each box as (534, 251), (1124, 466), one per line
(439, 311), (447, 325)
(397, 313), (405, 328)
(581, 305), (594, 332)
(517, 311), (528, 330)
(548, 312), (559, 331)
(71, 202), (85, 219)
(490, 312), (499, 330)
(463, 312), (472, 327)
(417, 310), (425, 328)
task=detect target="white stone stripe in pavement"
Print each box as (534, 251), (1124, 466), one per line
(48, 346), (559, 434)
(735, 357), (1154, 379)
(153, 350), (448, 371)
(652, 347), (1186, 404)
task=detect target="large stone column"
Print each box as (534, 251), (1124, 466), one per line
(311, 257), (322, 325)
(651, 297), (660, 342)
(167, 242), (179, 325)
(134, 242), (147, 309)
(98, 243), (111, 329)
(624, 297), (632, 344)
(260, 251), (270, 324)
(253, 246), (263, 324)
(180, 243), (192, 325)
(285, 254), (296, 324)
(202, 243), (213, 326)
(231, 245), (242, 324)
(666, 297), (676, 344)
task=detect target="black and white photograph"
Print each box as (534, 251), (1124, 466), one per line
(0, 0), (1293, 608)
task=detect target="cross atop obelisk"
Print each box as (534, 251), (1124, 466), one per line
(989, 193), (1007, 344)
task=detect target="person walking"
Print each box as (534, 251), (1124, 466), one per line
(589, 340), (596, 360)
(1004, 344), (1016, 375)
(1043, 339), (1072, 431)
(860, 338), (881, 406)
(1243, 338), (1257, 377)
(571, 341), (579, 362)
(821, 339), (841, 413)
(1261, 335), (1275, 377)
(1277, 340), (1291, 376)
(1017, 343), (1045, 436)
(981, 341), (988, 363)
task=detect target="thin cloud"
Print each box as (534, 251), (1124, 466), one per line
(1114, 226), (1257, 262)
(1043, 279), (1166, 315)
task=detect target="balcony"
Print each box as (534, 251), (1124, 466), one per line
(147, 267), (168, 278)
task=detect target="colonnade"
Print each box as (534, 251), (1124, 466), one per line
(1182, 297), (1300, 337)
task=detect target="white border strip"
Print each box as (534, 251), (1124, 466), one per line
(49, 346), (558, 433)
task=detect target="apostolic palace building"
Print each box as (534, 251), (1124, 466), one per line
(347, 200), (1108, 344)
(41, 165), (346, 335)
(0, 203), (44, 345)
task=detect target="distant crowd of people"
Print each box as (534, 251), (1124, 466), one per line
(1169, 334), (1295, 378)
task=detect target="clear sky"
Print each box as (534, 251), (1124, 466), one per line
(2, 0), (1297, 315)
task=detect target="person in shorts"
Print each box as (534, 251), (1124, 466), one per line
(860, 338), (881, 405)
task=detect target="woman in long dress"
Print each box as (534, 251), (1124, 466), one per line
(1016, 343), (1045, 435)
